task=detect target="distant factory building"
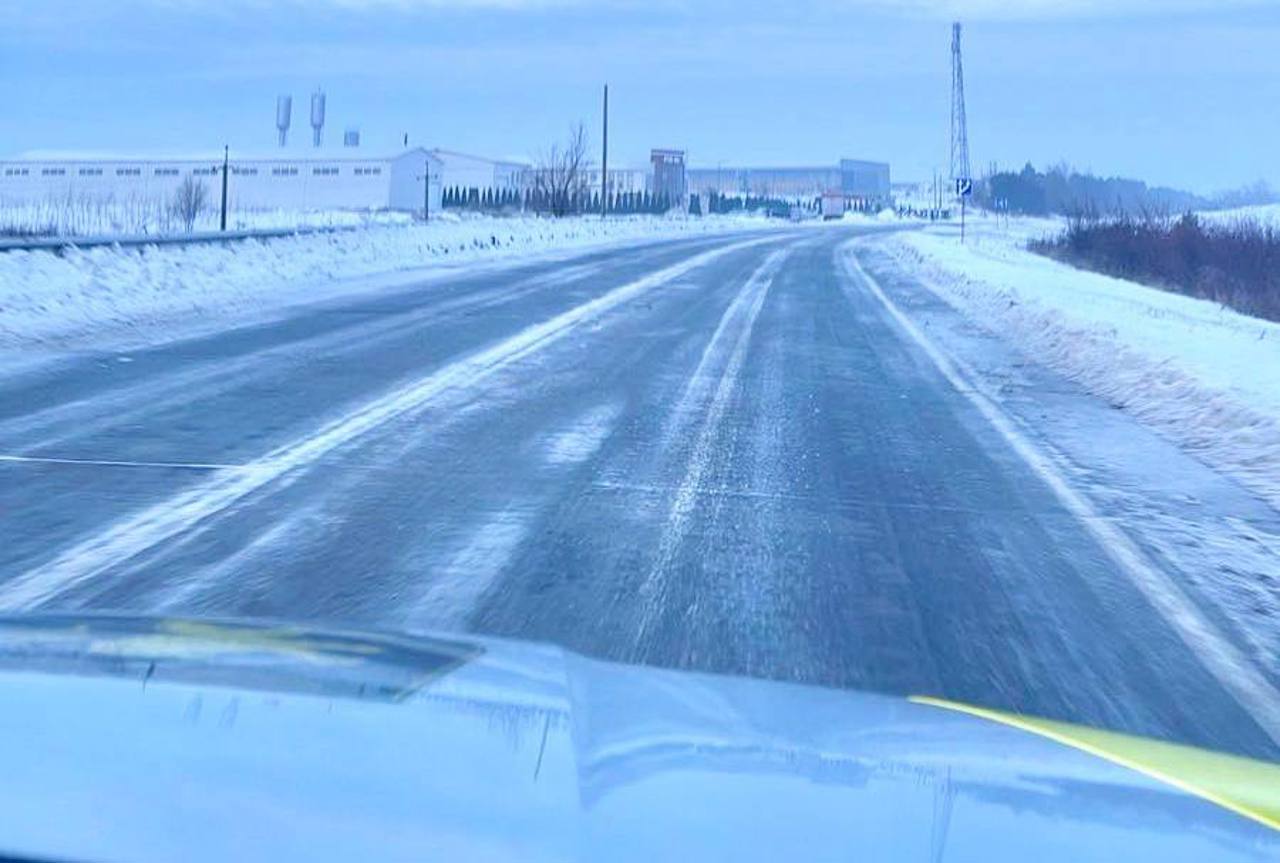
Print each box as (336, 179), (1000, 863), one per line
(0, 147), (541, 217)
(839, 159), (891, 200)
(431, 149), (528, 194)
(687, 158), (891, 205)
(649, 149), (687, 203)
(0, 87), (547, 218)
(577, 167), (647, 196)
(687, 166), (839, 198)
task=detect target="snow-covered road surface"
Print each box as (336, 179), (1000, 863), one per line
(1, 226), (1278, 761)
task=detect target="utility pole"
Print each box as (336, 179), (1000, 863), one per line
(949, 22), (972, 187)
(219, 145), (229, 232)
(601, 84), (609, 219)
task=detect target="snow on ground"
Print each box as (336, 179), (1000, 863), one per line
(879, 215), (1280, 511)
(1198, 203), (1280, 229)
(0, 198), (413, 237)
(0, 213), (783, 354)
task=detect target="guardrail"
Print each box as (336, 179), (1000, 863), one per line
(0, 223), (363, 254)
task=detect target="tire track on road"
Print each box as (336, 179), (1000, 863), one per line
(633, 245), (793, 652)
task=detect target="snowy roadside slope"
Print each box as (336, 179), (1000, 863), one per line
(0, 214), (782, 353)
(880, 220), (1280, 511)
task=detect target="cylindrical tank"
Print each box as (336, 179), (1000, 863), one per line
(276, 95), (292, 147)
(343, 128), (360, 148)
(310, 91), (326, 147)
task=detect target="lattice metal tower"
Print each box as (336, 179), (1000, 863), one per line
(949, 22), (971, 185)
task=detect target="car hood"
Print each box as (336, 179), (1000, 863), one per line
(0, 614), (1275, 863)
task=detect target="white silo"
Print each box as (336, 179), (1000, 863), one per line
(276, 95), (292, 147)
(310, 90), (326, 147)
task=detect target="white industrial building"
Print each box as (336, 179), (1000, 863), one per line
(0, 146), (541, 217)
(430, 149), (528, 194)
(581, 167), (648, 195)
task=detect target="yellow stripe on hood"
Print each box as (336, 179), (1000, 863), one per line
(910, 696), (1280, 833)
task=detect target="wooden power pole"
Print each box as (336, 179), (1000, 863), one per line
(219, 145), (229, 232)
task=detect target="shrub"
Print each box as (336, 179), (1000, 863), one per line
(1031, 213), (1280, 322)
(170, 177), (209, 233)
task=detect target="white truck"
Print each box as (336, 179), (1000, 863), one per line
(821, 191), (845, 220)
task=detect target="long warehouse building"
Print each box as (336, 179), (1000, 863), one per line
(0, 147), (531, 215)
(686, 158), (891, 203)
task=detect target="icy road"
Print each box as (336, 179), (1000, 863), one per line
(2, 227), (1279, 760)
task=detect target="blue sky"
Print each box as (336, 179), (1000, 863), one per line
(1, 0), (1276, 192)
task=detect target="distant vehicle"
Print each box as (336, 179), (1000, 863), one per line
(0, 613), (1275, 862)
(821, 191), (845, 220)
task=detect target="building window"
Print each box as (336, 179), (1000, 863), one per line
(312, 166), (339, 176)
(193, 168), (217, 176)
(154, 168), (179, 176)
(3, 168), (30, 177)
(232, 167), (259, 176)
(271, 166), (298, 177)
(354, 166), (382, 176)
(116, 167), (142, 176)
(78, 167), (103, 176)
(42, 168), (66, 176)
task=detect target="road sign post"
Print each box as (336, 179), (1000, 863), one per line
(955, 177), (972, 243)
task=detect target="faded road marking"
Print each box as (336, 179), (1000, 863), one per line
(542, 403), (623, 466)
(405, 507), (530, 631)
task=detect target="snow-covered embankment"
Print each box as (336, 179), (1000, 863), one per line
(0, 214), (777, 352)
(879, 219), (1280, 510)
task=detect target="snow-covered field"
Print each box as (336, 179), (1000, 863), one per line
(0, 213), (784, 354)
(1198, 202), (1280, 229)
(879, 215), (1280, 510)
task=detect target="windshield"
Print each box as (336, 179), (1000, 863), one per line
(1, 0), (1278, 776)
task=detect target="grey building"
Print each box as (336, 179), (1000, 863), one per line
(649, 149), (687, 203)
(840, 159), (891, 200)
(685, 158), (891, 204)
(686, 166), (838, 198)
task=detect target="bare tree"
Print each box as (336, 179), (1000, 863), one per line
(531, 123), (592, 217)
(170, 176), (209, 233)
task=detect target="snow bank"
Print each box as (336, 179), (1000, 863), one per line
(879, 220), (1280, 510)
(0, 213), (780, 352)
